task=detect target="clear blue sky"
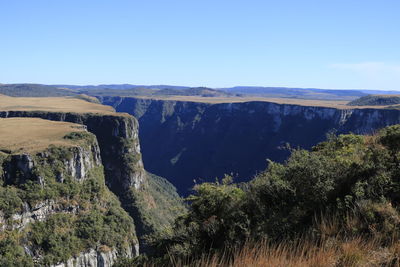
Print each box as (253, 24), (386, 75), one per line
(1, 0), (399, 90)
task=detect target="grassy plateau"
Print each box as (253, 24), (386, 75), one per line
(0, 95), (115, 114)
(0, 117), (87, 153)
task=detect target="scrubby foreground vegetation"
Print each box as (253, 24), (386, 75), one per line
(124, 124), (400, 266)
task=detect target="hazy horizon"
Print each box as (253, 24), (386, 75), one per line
(0, 83), (395, 92)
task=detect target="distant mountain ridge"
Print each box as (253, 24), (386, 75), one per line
(0, 84), (77, 97)
(54, 84), (400, 101)
(2, 83), (400, 101)
(54, 84), (191, 90)
(220, 86), (369, 100)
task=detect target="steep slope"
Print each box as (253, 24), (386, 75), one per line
(0, 118), (138, 266)
(0, 96), (184, 250)
(0, 111), (145, 192)
(101, 96), (400, 194)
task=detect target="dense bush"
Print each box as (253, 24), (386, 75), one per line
(0, 186), (23, 218)
(154, 125), (400, 261)
(0, 238), (33, 267)
(162, 176), (249, 258)
(30, 214), (80, 265)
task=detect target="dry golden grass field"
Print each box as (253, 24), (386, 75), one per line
(0, 118), (87, 153)
(0, 94), (394, 112)
(133, 95), (398, 109)
(0, 95), (116, 114)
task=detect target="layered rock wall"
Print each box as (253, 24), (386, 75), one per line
(0, 111), (146, 192)
(0, 122), (139, 266)
(100, 96), (400, 193)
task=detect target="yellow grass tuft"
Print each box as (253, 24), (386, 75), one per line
(164, 237), (400, 267)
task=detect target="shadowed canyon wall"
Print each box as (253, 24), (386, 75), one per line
(100, 96), (400, 194)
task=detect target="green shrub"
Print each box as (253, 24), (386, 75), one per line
(0, 238), (34, 267)
(156, 129), (400, 261)
(155, 176), (249, 258)
(30, 214), (80, 265)
(379, 125), (400, 151)
(0, 186), (23, 218)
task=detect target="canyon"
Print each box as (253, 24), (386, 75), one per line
(3, 91), (400, 265)
(100, 96), (400, 194)
(0, 98), (183, 266)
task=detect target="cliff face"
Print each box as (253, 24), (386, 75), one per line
(50, 246), (137, 267)
(3, 145), (101, 187)
(0, 111), (145, 192)
(0, 128), (138, 266)
(1, 139), (102, 231)
(101, 97), (400, 194)
(0, 110), (184, 251)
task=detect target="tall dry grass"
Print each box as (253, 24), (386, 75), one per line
(157, 212), (400, 267)
(165, 237), (400, 267)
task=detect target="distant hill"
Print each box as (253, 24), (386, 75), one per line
(0, 84), (77, 97)
(153, 87), (236, 97)
(50, 84), (400, 101)
(4, 83), (400, 102)
(221, 86), (368, 100)
(78, 88), (157, 97)
(73, 85), (367, 100)
(55, 84), (190, 90)
(360, 89), (400, 95)
(0, 83), (235, 99)
(348, 95), (400, 106)
(78, 87), (235, 98)
(57, 84), (371, 100)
